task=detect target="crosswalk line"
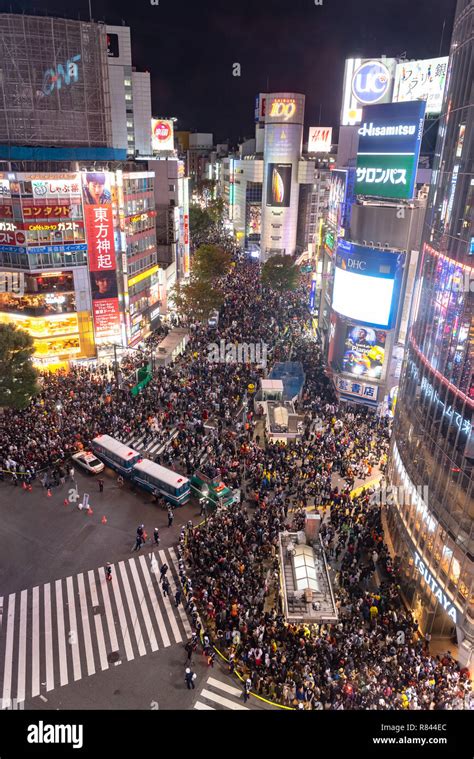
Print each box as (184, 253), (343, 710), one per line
(109, 563), (134, 662)
(1, 594), (15, 709)
(207, 676), (242, 698)
(127, 559), (158, 653)
(87, 572), (109, 672)
(156, 551), (182, 643)
(77, 574), (95, 678)
(97, 567), (120, 655)
(118, 561), (146, 657)
(31, 586), (40, 696)
(66, 576), (82, 682)
(200, 688), (249, 710)
(167, 548), (192, 636)
(43, 583), (55, 691)
(55, 581), (68, 688)
(138, 555), (171, 648)
(16, 590), (28, 703)
(194, 700), (215, 710)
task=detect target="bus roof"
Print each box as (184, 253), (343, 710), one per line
(132, 459), (190, 488)
(92, 434), (141, 461)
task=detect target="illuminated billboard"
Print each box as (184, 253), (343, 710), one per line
(342, 324), (386, 379)
(82, 172), (121, 340)
(266, 164), (292, 207)
(341, 58), (397, 125)
(332, 242), (405, 328)
(152, 119), (174, 152)
(393, 57), (448, 115)
(246, 205), (262, 237)
(355, 100), (426, 199)
(308, 127), (332, 153)
(327, 170), (348, 228)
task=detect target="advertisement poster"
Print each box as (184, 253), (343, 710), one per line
(246, 204), (261, 236)
(151, 119), (174, 152)
(327, 170), (348, 228)
(342, 324), (386, 379)
(392, 57), (448, 115)
(266, 163), (292, 207)
(308, 126), (332, 153)
(82, 172), (120, 339)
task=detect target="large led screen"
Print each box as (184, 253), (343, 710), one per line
(332, 267), (394, 326)
(342, 324), (386, 379)
(266, 163), (292, 207)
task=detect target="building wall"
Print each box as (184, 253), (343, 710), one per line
(132, 71), (152, 156)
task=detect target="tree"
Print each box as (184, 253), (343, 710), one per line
(207, 197), (225, 225)
(262, 255), (299, 292)
(0, 324), (39, 409)
(170, 278), (224, 323)
(192, 243), (232, 281)
(189, 205), (213, 240)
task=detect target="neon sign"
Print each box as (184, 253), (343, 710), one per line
(42, 55), (81, 95)
(269, 98), (296, 121)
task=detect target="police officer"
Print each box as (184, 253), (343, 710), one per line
(185, 668), (196, 690)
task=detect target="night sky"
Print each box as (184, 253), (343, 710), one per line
(4, 0), (457, 144)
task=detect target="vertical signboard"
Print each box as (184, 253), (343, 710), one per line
(82, 172), (120, 340)
(151, 119), (174, 152)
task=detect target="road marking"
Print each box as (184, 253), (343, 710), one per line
(200, 688), (249, 710)
(128, 559), (158, 652)
(43, 583), (54, 692)
(66, 576), (81, 682)
(138, 555), (170, 648)
(77, 574), (95, 677)
(97, 567), (119, 654)
(55, 580), (68, 688)
(16, 590), (28, 703)
(110, 564), (134, 662)
(194, 700), (214, 710)
(87, 572), (108, 672)
(118, 561), (146, 657)
(207, 676), (242, 698)
(157, 550), (182, 643)
(1, 594), (15, 709)
(31, 586), (40, 697)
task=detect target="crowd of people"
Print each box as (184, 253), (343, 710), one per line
(0, 250), (471, 710)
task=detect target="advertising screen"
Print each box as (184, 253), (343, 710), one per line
(340, 58), (397, 125)
(308, 127), (332, 153)
(327, 170), (348, 228)
(107, 33), (120, 58)
(152, 119), (174, 152)
(355, 100), (426, 199)
(266, 164), (292, 207)
(392, 57), (448, 115)
(246, 204), (262, 237)
(82, 172), (120, 340)
(332, 242), (405, 328)
(342, 324), (386, 379)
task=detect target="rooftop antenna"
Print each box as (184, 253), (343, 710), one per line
(439, 18), (446, 56)
(88, 0), (92, 22)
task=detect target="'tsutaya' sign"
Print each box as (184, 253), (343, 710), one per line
(414, 552), (458, 624)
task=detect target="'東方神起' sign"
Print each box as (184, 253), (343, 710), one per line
(414, 552), (458, 624)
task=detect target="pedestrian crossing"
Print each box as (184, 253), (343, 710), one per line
(0, 548), (189, 708)
(194, 674), (249, 711)
(123, 427), (179, 455)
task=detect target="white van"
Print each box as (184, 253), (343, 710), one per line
(208, 310), (219, 328)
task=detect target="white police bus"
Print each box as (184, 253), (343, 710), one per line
(91, 434), (141, 476)
(131, 459), (190, 506)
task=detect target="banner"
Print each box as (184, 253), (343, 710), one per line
(342, 324), (386, 380)
(82, 172), (120, 340)
(266, 163), (292, 207)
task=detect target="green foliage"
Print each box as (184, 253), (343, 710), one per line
(189, 204), (213, 239)
(192, 243), (231, 281)
(262, 255), (299, 292)
(170, 278), (224, 323)
(0, 324), (39, 409)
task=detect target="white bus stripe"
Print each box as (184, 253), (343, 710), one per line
(87, 572), (109, 672)
(55, 580), (68, 688)
(110, 564), (134, 661)
(157, 550), (182, 643)
(118, 562), (146, 657)
(77, 574), (95, 677)
(128, 559), (158, 652)
(1, 594), (15, 708)
(31, 586), (40, 697)
(97, 567), (119, 654)
(43, 584), (54, 692)
(138, 555), (170, 648)
(66, 577), (81, 682)
(200, 688), (249, 710)
(168, 548), (192, 636)
(207, 676), (242, 698)
(16, 590), (28, 703)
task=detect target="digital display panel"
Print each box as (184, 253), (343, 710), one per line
(266, 163), (292, 207)
(342, 324), (386, 379)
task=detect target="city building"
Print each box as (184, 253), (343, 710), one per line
(386, 0), (473, 667)
(187, 133), (214, 186)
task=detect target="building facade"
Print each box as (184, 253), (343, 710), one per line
(387, 0), (473, 667)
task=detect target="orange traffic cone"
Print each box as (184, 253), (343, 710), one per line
(87, 506), (93, 516)
(47, 489), (52, 497)
(101, 515), (107, 524)
(64, 498), (69, 506)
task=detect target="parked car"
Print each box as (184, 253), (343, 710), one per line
(72, 451), (105, 475)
